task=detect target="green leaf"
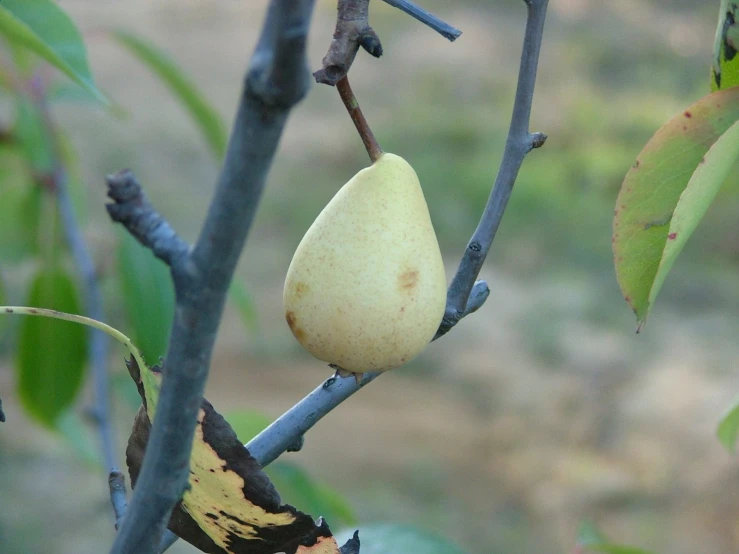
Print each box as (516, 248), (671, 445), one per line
(56, 410), (100, 467)
(336, 524), (468, 554)
(718, 396), (739, 451)
(117, 230), (174, 363)
(225, 409), (272, 443)
(711, 0), (739, 91)
(14, 94), (54, 173)
(0, 0), (107, 104)
(613, 88), (739, 327)
(111, 370), (144, 412)
(0, 145), (43, 261)
(644, 118), (739, 320)
(111, 30), (227, 159)
(267, 463), (357, 527)
(47, 82), (130, 119)
(16, 266), (87, 427)
(229, 280), (260, 334)
(56, 131), (88, 224)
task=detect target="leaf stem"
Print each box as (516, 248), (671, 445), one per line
(336, 76), (383, 163)
(0, 307), (147, 376)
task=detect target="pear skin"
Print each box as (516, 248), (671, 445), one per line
(283, 153), (447, 373)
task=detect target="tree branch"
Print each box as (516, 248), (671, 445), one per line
(247, 0), (548, 468)
(108, 2), (317, 553)
(441, 0), (548, 337)
(314, 0), (382, 86)
(157, 531), (179, 553)
(380, 0), (462, 41)
(105, 169), (189, 267)
(0, 397), (5, 423)
(109, 469), (179, 552)
(108, 470), (128, 530)
(314, 0), (461, 87)
(29, 74), (118, 472)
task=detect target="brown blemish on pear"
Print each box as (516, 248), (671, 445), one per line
(397, 269), (419, 291)
(285, 311), (306, 342)
(293, 282), (310, 299)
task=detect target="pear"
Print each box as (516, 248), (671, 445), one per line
(283, 153), (447, 374)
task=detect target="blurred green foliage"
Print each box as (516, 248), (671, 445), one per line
(0, 2), (737, 554)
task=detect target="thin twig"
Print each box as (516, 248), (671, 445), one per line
(246, 280), (488, 467)
(105, 170), (189, 267)
(246, 0), (548, 468)
(380, 0), (462, 41)
(0, 397), (5, 423)
(29, 74), (118, 472)
(441, 0), (548, 336)
(108, 470), (128, 530)
(336, 76), (383, 162)
(109, 2), (317, 553)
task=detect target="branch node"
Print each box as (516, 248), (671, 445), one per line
(286, 435), (305, 452)
(108, 470), (128, 530)
(112, 2), (318, 551)
(105, 169), (190, 268)
(314, 0), (380, 86)
(359, 29), (383, 57)
(530, 132), (547, 149)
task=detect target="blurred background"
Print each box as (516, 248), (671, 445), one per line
(2, 0), (739, 552)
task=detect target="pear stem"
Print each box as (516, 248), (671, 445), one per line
(336, 76), (383, 163)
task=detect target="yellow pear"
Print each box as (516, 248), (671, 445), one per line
(283, 152), (447, 374)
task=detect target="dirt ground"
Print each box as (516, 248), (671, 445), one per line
(2, 1), (739, 553)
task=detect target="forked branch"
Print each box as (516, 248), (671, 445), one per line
(247, 0), (549, 467)
(315, 0), (460, 86)
(108, 1), (317, 553)
(439, 0), (548, 337)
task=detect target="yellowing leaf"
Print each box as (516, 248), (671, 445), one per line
(646, 119), (739, 313)
(126, 360), (343, 554)
(613, 87), (739, 326)
(0, 306), (349, 553)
